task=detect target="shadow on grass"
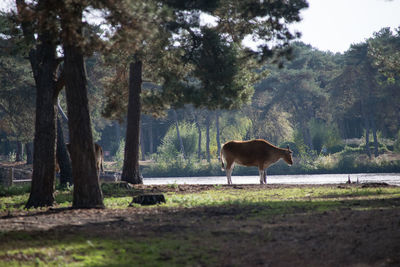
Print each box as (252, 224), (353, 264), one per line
(1, 195), (400, 266)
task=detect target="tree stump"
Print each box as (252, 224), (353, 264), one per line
(130, 194), (166, 206)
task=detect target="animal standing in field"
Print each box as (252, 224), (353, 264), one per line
(56, 143), (104, 176)
(220, 139), (293, 185)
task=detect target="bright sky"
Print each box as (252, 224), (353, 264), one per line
(1, 0), (400, 53)
(294, 0), (400, 53)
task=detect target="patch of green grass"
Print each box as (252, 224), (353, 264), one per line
(0, 194), (29, 212)
(1, 185), (400, 266)
(2, 185), (400, 213)
(0, 235), (217, 267)
(0, 184), (31, 197)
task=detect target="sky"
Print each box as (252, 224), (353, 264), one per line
(293, 0), (400, 53)
(1, 0), (400, 53)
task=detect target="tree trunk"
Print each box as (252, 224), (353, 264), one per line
(370, 114), (379, 157)
(56, 117), (73, 186)
(216, 111), (221, 159)
(302, 126), (313, 152)
(361, 102), (371, 158)
(26, 51), (57, 208)
(25, 142), (33, 164)
(62, 7), (104, 208)
(194, 113), (202, 160)
(173, 109), (185, 159)
(21, 0), (58, 208)
(206, 113), (211, 163)
(16, 141), (24, 162)
(121, 60), (143, 184)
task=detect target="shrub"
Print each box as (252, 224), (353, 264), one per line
(337, 155), (356, 172)
(114, 139), (125, 170)
(157, 122), (198, 160)
(327, 144), (345, 154)
(309, 120), (342, 154)
(394, 130), (400, 153)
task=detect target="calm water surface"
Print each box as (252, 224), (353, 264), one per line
(144, 173), (400, 186)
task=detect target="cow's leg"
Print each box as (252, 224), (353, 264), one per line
(226, 161), (234, 185)
(259, 169), (265, 184)
(263, 169), (267, 184)
(226, 168), (233, 185)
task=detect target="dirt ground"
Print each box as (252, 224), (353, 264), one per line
(1, 184), (400, 266)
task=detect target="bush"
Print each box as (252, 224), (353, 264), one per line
(394, 130), (400, 153)
(327, 144), (345, 154)
(114, 140), (125, 170)
(359, 141), (390, 154)
(157, 123), (198, 160)
(337, 155), (356, 172)
(142, 157), (223, 177)
(0, 184), (30, 197)
(309, 120), (342, 154)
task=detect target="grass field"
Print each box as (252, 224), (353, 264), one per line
(1, 183), (400, 266)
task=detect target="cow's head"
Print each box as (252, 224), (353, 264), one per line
(283, 145), (293, 165)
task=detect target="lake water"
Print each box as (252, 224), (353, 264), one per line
(144, 173), (400, 186)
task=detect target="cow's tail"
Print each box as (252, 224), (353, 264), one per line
(220, 146), (225, 171)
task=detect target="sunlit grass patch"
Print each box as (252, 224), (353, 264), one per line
(1, 184), (399, 214)
(0, 234), (217, 267)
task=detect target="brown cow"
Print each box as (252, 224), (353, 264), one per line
(56, 143), (104, 176)
(220, 139), (293, 185)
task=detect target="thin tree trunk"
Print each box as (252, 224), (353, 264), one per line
(361, 102), (371, 158)
(370, 114), (379, 157)
(62, 6), (104, 208)
(16, 141), (24, 162)
(121, 60), (143, 184)
(303, 126), (313, 152)
(216, 111), (221, 159)
(56, 117), (72, 186)
(173, 109), (185, 159)
(194, 113), (202, 160)
(25, 142), (33, 164)
(206, 113), (211, 163)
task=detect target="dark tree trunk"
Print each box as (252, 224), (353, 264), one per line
(61, 7), (104, 208)
(19, 0), (59, 208)
(216, 111), (221, 158)
(194, 113), (202, 160)
(56, 117), (73, 186)
(16, 141), (24, 162)
(26, 48), (57, 208)
(206, 113), (211, 163)
(173, 109), (185, 159)
(25, 142), (33, 164)
(121, 60), (143, 184)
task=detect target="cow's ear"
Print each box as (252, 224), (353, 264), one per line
(287, 145), (290, 150)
